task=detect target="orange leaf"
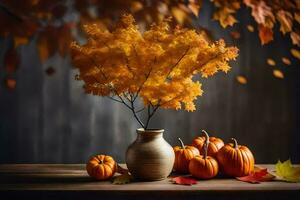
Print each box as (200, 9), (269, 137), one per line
(236, 75), (247, 84)
(282, 57), (291, 65)
(276, 10), (293, 35)
(244, 0), (275, 26)
(171, 7), (187, 25)
(171, 176), (197, 185)
(188, 2), (200, 17)
(273, 69), (284, 79)
(291, 48), (300, 59)
(4, 48), (19, 73)
(290, 31), (300, 47)
(259, 25), (273, 45)
(247, 25), (254, 32)
(295, 12), (300, 24)
(230, 31), (241, 39)
(14, 36), (29, 48)
(267, 58), (276, 66)
(5, 78), (16, 90)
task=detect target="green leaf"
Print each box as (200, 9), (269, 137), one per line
(275, 159), (300, 182)
(112, 173), (133, 184)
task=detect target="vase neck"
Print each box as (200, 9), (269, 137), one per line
(136, 128), (164, 141)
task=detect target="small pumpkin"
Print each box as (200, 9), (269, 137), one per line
(192, 130), (224, 157)
(216, 138), (255, 177)
(189, 132), (219, 179)
(86, 154), (117, 180)
(173, 138), (200, 174)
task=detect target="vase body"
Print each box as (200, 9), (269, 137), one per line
(125, 128), (175, 181)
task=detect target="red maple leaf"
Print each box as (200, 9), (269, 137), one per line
(237, 168), (275, 184)
(171, 176), (197, 185)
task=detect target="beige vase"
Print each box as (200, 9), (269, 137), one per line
(125, 128), (175, 181)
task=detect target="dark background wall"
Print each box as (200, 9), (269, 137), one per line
(0, 3), (299, 164)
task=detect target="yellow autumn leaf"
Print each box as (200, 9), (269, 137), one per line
(291, 48), (300, 60)
(276, 159), (300, 182)
(273, 69), (284, 79)
(247, 25), (254, 32)
(112, 173), (133, 184)
(267, 58), (276, 66)
(236, 75), (247, 84)
(171, 7), (187, 25)
(188, 2), (200, 17)
(281, 57), (291, 65)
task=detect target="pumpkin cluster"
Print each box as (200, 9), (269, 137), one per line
(173, 130), (255, 179)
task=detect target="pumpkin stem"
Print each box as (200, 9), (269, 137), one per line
(202, 130), (210, 159)
(231, 138), (238, 149)
(99, 160), (104, 164)
(178, 138), (185, 149)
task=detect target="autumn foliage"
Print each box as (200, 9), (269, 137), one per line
(70, 14), (238, 128)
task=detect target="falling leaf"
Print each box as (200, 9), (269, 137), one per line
(237, 168), (275, 184)
(45, 66), (55, 76)
(267, 58), (276, 66)
(171, 176), (197, 185)
(14, 36), (29, 48)
(130, 1), (143, 13)
(213, 9), (237, 28)
(236, 75), (247, 84)
(291, 48), (300, 60)
(295, 12), (300, 24)
(281, 57), (291, 65)
(259, 25), (273, 45)
(112, 173), (133, 184)
(188, 1), (201, 17)
(5, 78), (16, 90)
(171, 7), (187, 25)
(275, 159), (300, 182)
(276, 10), (293, 35)
(4, 48), (19, 73)
(273, 69), (284, 79)
(230, 31), (241, 39)
(290, 31), (300, 47)
(247, 25), (254, 32)
(244, 0), (275, 26)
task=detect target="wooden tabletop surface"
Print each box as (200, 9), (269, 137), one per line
(0, 164), (299, 192)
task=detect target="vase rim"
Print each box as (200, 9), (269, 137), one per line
(136, 128), (164, 133)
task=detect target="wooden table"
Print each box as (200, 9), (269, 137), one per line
(0, 164), (299, 200)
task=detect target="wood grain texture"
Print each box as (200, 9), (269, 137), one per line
(0, 164), (300, 191)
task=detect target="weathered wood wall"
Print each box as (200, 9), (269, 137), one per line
(0, 4), (299, 164)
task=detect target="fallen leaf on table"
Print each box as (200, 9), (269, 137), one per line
(291, 48), (300, 60)
(237, 168), (275, 184)
(267, 58), (276, 66)
(275, 159), (300, 183)
(171, 176), (197, 185)
(236, 75), (247, 84)
(112, 173), (133, 184)
(281, 57), (291, 65)
(273, 69), (284, 79)
(247, 25), (254, 32)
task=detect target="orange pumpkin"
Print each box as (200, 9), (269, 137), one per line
(173, 138), (200, 174)
(216, 138), (255, 177)
(86, 155), (117, 180)
(192, 130), (224, 158)
(189, 132), (219, 179)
